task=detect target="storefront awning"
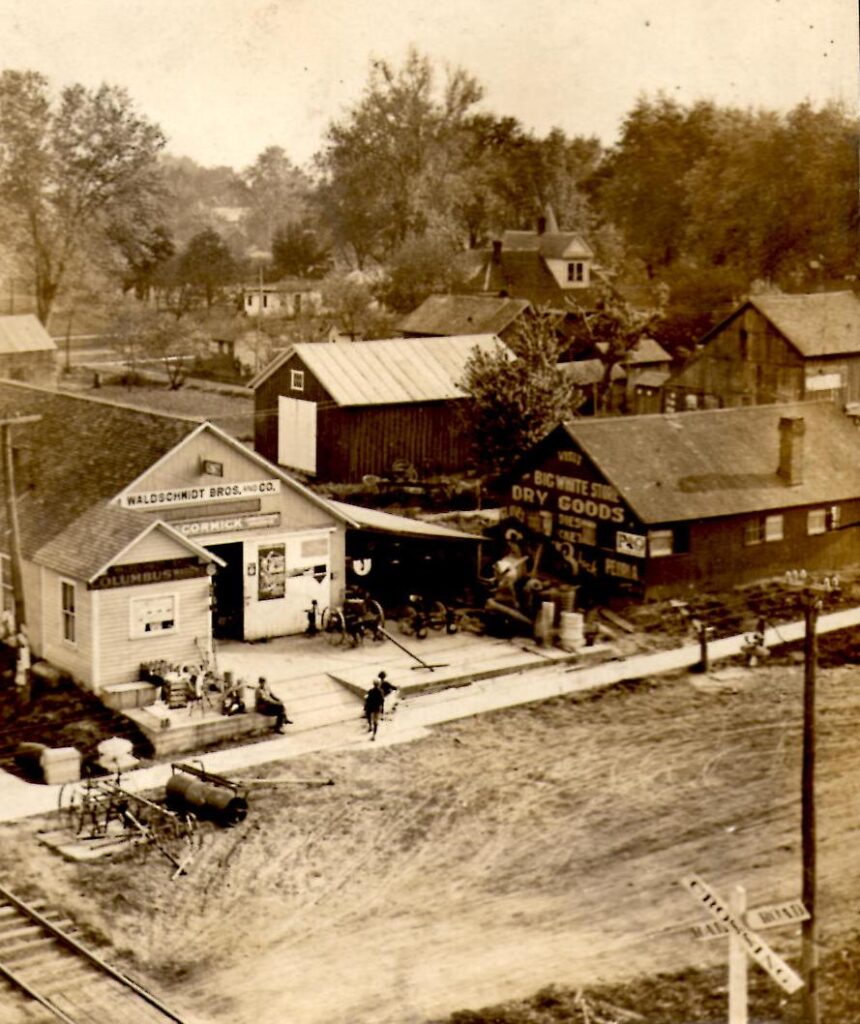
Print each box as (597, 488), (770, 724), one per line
(328, 501), (484, 542)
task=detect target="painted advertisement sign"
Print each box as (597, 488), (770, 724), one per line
(258, 544), (286, 601)
(120, 479), (281, 509)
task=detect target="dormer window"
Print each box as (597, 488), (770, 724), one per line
(567, 261), (585, 283)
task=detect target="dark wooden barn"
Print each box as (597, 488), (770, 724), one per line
(505, 401), (860, 600)
(664, 291), (860, 412)
(251, 335), (509, 481)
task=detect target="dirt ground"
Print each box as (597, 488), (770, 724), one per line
(2, 659), (859, 1024)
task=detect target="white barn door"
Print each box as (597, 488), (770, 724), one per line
(278, 396), (317, 474)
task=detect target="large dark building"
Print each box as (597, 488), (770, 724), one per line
(251, 334), (508, 481)
(505, 401), (860, 600)
(664, 291), (860, 411)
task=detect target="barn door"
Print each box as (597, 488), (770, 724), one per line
(278, 396), (317, 474)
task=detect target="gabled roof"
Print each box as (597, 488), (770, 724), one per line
(32, 503), (224, 582)
(457, 249), (603, 311)
(0, 315), (56, 355)
(556, 401), (860, 524)
(396, 294), (531, 337)
(501, 231), (594, 261)
(0, 381), (350, 562)
(557, 359), (607, 386)
(0, 381), (202, 558)
(251, 335), (510, 405)
(627, 337), (671, 365)
(748, 291), (860, 357)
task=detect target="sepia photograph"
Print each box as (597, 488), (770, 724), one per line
(0, 1), (858, 1022)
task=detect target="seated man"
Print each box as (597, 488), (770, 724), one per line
(255, 676), (293, 733)
(222, 676), (246, 716)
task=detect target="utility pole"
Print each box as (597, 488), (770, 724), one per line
(1, 416), (41, 631)
(801, 588), (821, 1024)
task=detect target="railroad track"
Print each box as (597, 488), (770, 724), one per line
(0, 884), (189, 1023)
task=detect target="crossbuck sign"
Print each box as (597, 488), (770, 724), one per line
(681, 875), (803, 995)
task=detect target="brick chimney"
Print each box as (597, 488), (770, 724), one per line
(778, 416), (805, 486)
(536, 215), (547, 235)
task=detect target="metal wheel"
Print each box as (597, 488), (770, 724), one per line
(320, 606), (337, 632)
(325, 608), (346, 646)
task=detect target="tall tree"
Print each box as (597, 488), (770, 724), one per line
(315, 48), (483, 265)
(0, 70), (166, 325)
(271, 220), (331, 279)
(460, 314), (581, 477)
(177, 228), (236, 309)
(242, 145), (311, 250)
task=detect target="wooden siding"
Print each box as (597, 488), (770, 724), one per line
(508, 432), (860, 600)
(112, 527), (195, 566)
(667, 307), (805, 408)
(95, 577), (211, 690)
(316, 401), (473, 480)
(39, 567), (93, 687)
(255, 353), (332, 465)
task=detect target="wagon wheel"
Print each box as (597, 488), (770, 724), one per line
(319, 606), (337, 632)
(58, 783), (84, 834)
(324, 608), (346, 646)
(428, 600), (448, 632)
(398, 607), (417, 636)
(366, 599), (386, 641)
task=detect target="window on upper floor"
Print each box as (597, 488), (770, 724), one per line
(290, 369), (305, 391)
(567, 261), (585, 283)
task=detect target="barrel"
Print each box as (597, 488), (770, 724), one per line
(558, 611), (584, 652)
(165, 773), (248, 827)
(559, 587), (578, 613)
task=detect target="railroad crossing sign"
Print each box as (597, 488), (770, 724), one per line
(681, 873), (803, 1022)
(690, 898), (810, 940)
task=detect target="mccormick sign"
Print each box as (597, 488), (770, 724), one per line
(174, 512), (281, 538)
(120, 479), (281, 509)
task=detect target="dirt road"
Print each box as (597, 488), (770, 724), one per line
(2, 660), (859, 1023)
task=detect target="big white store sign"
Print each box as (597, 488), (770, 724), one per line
(120, 479), (281, 509)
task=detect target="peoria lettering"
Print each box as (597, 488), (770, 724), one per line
(122, 480), (280, 508)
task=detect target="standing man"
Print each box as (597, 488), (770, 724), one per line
(363, 677), (385, 741)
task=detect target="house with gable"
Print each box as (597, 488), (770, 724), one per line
(396, 294), (532, 345)
(0, 315), (58, 386)
(0, 381), (348, 692)
(663, 291), (860, 412)
(504, 401), (860, 600)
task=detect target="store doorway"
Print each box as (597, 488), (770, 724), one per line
(208, 542), (244, 640)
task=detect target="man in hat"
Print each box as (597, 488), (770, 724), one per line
(255, 677), (292, 733)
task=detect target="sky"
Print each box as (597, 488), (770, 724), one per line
(2, 0), (858, 172)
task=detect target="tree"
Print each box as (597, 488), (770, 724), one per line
(108, 304), (205, 388)
(111, 222), (176, 300)
(0, 70), (166, 325)
(271, 220), (331, 279)
(376, 233), (465, 313)
(241, 146), (312, 250)
(460, 314), (582, 477)
(177, 228), (236, 309)
(315, 49), (483, 265)
(320, 273), (396, 341)
(565, 287), (666, 413)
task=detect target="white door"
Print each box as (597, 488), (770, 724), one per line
(278, 396), (317, 474)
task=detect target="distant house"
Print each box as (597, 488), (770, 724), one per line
(251, 334), (510, 481)
(243, 279), (324, 318)
(458, 215), (601, 310)
(663, 291), (860, 412)
(505, 400), (860, 600)
(397, 294), (532, 344)
(0, 315), (58, 385)
(557, 337), (672, 415)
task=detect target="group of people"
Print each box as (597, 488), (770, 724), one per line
(363, 670), (397, 741)
(221, 675), (293, 734)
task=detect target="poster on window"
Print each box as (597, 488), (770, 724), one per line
(258, 544), (286, 600)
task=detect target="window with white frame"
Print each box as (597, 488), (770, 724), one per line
(829, 505), (841, 530)
(567, 261), (585, 283)
(648, 529), (674, 557)
(290, 369), (305, 391)
(765, 514), (784, 542)
(61, 579), (76, 644)
(807, 509), (827, 536)
(744, 519), (764, 546)
(129, 594), (177, 638)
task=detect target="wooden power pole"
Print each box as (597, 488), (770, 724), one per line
(1, 415), (41, 630)
(801, 590), (821, 1024)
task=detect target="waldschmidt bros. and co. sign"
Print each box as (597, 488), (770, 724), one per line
(119, 479), (281, 509)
